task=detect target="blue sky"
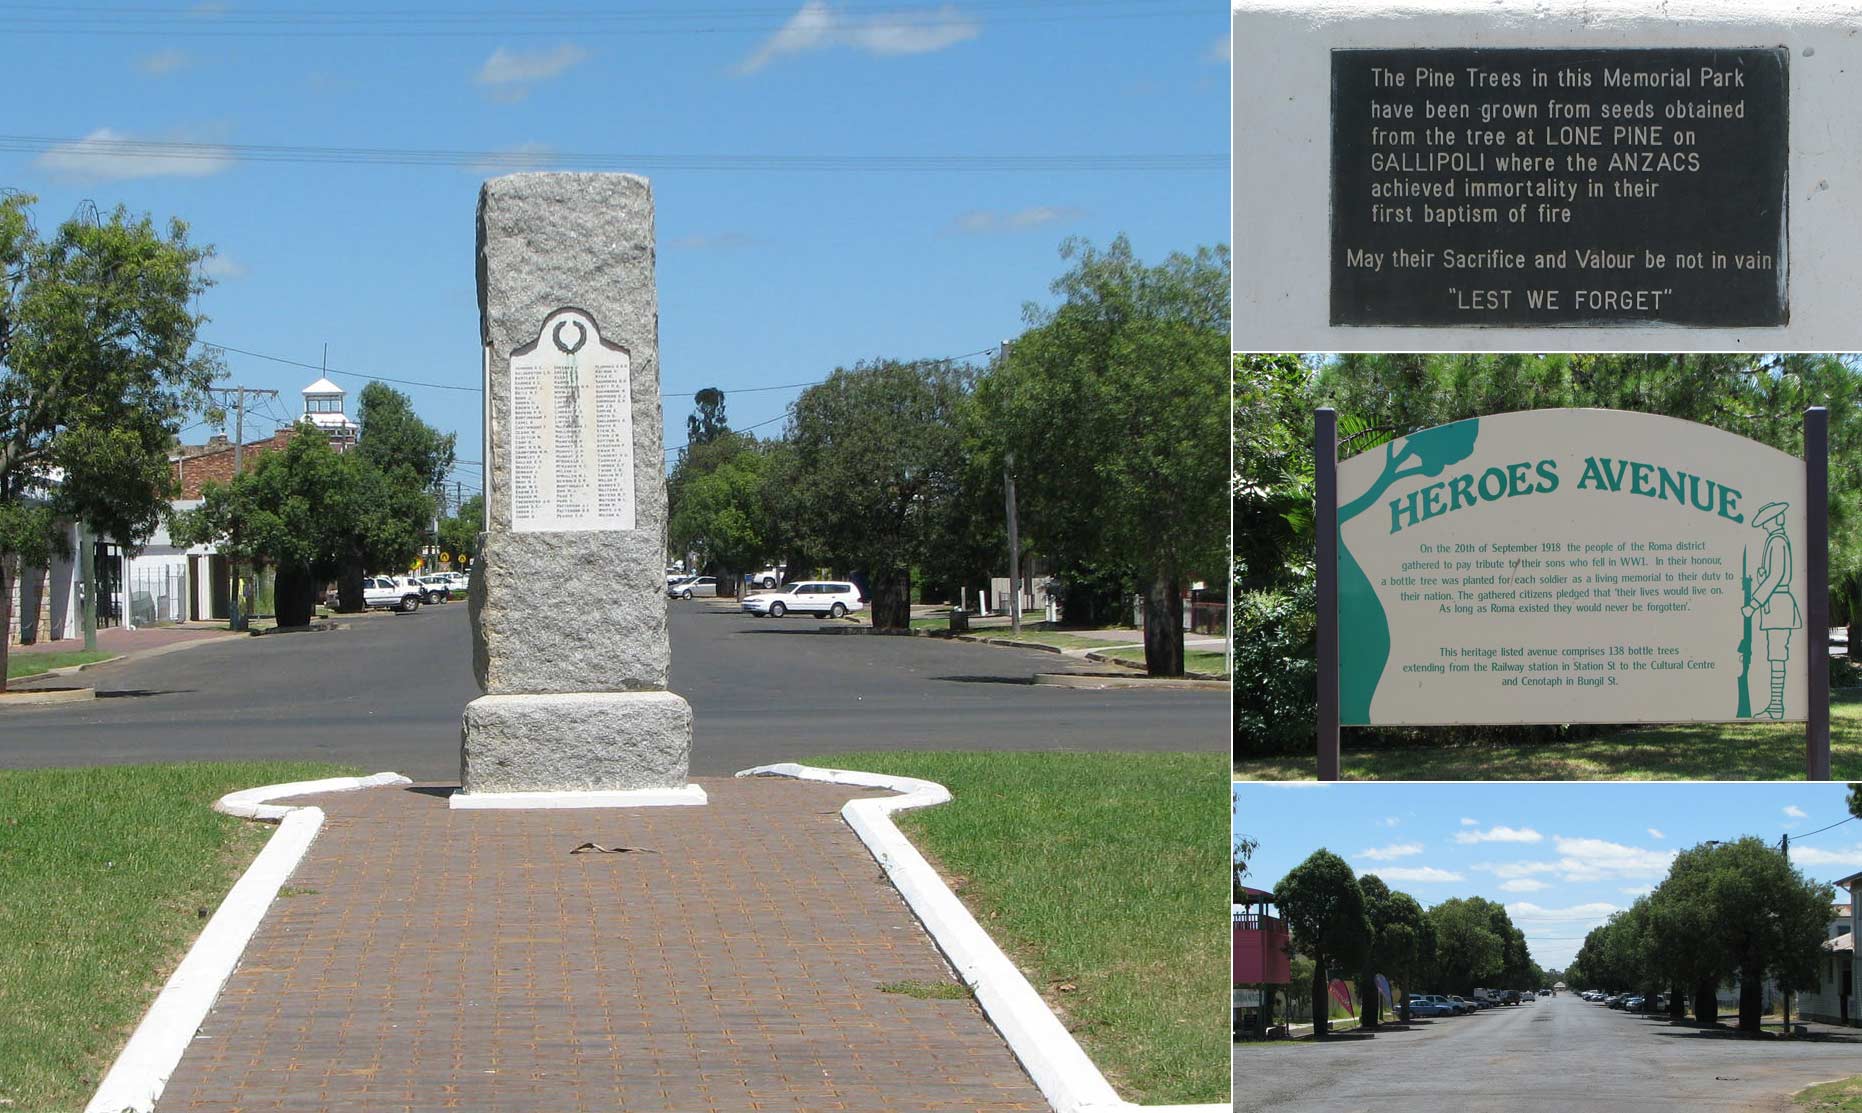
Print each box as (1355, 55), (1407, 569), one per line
(1234, 782), (1862, 970)
(3, 1), (1227, 504)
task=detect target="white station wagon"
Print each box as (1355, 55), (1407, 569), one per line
(741, 580), (864, 619)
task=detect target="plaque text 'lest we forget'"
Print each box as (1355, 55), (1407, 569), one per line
(1329, 47), (1788, 327)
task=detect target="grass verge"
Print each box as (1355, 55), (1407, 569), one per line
(1096, 646), (1230, 676)
(807, 749), (1226, 1106)
(6, 650), (114, 680)
(1797, 1076), (1862, 1112)
(0, 761), (360, 1112)
(1233, 691), (1862, 780)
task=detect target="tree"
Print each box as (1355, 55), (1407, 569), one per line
(1848, 783), (1860, 819)
(328, 382), (450, 609)
(177, 424), (432, 625)
(438, 493), (484, 567)
(1362, 885), (1430, 1034)
(0, 195), (221, 689)
(786, 360), (972, 629)
(1427, 898), (1505, 996)
(1663, 837), (1833, 1032)
(175, 424), (350, 625)
(667, 432), (778, 588)
(982, 236), (1228, 674)
(1272, 849), (1370, 1037)
(686, 387), (729, 447)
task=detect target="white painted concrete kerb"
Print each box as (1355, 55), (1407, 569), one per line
(84, 771), (411, 1113)
(737, 762), (1225, 1113)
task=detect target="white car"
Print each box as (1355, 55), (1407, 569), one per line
(741, 580), (864, 619)
(670, 576), (719, 599)
(414, 574), (454, 603)
(362, 575), (424, 613)
(747, 567), (785, 590)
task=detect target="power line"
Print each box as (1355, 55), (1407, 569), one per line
(1789, 813), (1859, 843)
(0, 2), (1208, 38)
(0, 134), (1222, 174)
(203, 340), (481, 394)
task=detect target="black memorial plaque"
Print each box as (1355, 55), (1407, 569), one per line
(1330, 47), (1788, 327)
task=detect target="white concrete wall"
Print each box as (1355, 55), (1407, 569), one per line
(1233, 0), (1862, 351)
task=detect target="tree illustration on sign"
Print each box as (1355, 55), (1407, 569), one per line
(1337, 418), (1480, 724)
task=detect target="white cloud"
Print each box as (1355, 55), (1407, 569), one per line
(1499, 879), (1550, 893)
(1460, 817), (1479, 827)
(949, 205), (1086, 235)
(1785, 805), (1809, 819)
(1375, 866), (1465, 883)
(1620, 886), (1653, 897)
(1382, 816), (1401, 828)
(1546, 836), (1677, 883)
(474, 44), (589, 98)
(1454, 825), (1544, 845)
(200, 255), (246, 280)
(1647, 828), (1665, 840)
(1506, 901), (1620, 924)
(1477, 860), (1562, 880)
(466, 142), (557, 174)
(666, 232), (759, 251)
(1475, 837), (1676, 885)
(35, 128), (234, 182)
(1788, 842), (1862, 868)
(1356, 842), (1424, 862)
(736, 1), (979, 75)
(1203, 32), (1229, 64)
(138, 49), (191, 77)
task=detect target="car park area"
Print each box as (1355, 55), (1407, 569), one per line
(1233, 991), (1862, 1113)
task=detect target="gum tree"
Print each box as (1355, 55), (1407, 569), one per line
(0, 194), (220, 688)
(982, 236), (1229, 674)
(1272, 849), (1369, 1036)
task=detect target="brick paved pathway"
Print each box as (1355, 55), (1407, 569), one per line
(156, 777), (1048, 1112)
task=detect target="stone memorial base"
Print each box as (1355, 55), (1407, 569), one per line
(454, 690), (703, 809)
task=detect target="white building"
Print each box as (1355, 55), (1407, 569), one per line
(1798, 873), (1860, 1027)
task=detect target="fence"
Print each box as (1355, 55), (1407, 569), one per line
(127, 563), (188, 627)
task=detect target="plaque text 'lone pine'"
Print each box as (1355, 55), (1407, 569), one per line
(1330, 47), (1788, 327)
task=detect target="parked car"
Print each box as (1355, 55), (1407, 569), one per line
(670, 576), (719, 600)
(415, 574), (453, 603)
(747, 567), (785, 590)
(1521, 991), (1536, 1002)
(741, 580), (865, 619)
(1446, 995), (1477, 1015)
(362, 575), (424, 613)
(1406, 995), (1456, 1018)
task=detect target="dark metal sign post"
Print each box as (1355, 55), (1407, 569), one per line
(1315, 408), (1341, 781)
(1806, 406), (1831, 780)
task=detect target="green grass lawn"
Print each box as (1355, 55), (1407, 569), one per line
(6, 650), (114, 680)
(1096, 646), (1230, 676)
(806, 750), (1226, 1106)
(1797, 1076), (1862, 1112)
(1233, 690), (1862, 780)
(0, 761), (359, 1112)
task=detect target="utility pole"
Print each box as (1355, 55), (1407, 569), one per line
(1000, 339), (1020, 636)
(209, 385), (279, 630)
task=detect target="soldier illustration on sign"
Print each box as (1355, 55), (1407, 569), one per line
(1741, 501), (1801, 720)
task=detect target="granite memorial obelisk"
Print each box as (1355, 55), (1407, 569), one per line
(454, 172), (702, 808)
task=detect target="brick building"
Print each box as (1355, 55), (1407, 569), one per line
(8, 377), (360, 644)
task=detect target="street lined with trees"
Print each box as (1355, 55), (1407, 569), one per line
(669, 236), (1229, 675)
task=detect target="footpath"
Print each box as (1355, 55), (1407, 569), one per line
(152, 776), (1050, 1113)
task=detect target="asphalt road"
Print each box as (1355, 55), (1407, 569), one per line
(0, 600), (1224, 778)
(1233, 993), (1862, 1113)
